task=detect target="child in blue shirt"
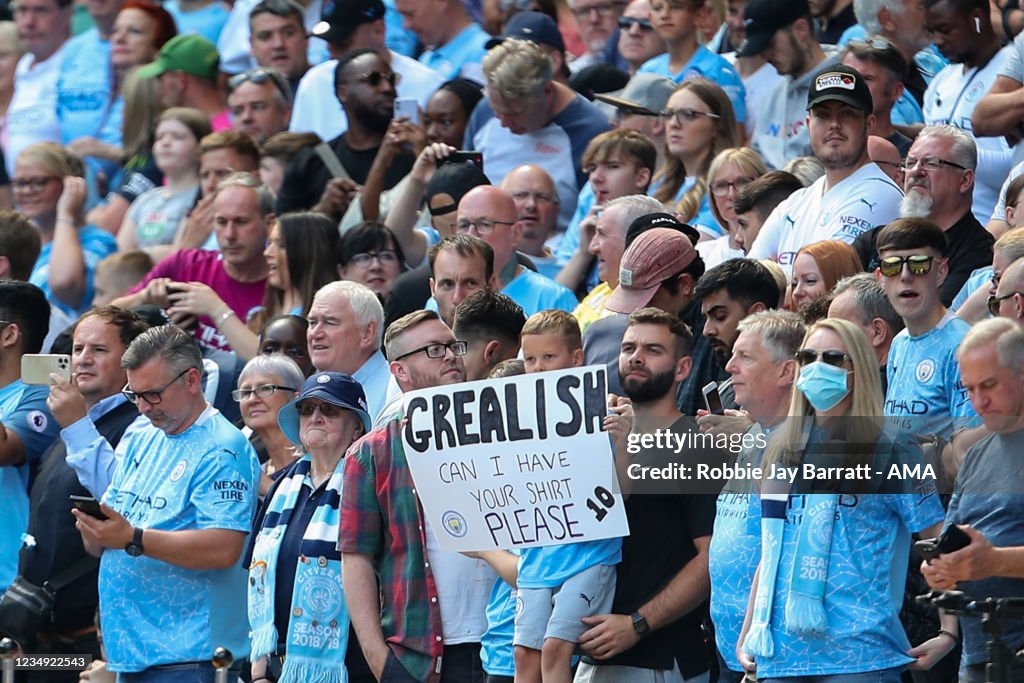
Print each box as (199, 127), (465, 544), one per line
(515, 311), (622, 683)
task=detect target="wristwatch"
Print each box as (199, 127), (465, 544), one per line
(125, 527), (144, 557)
(630, 611), (650, 637)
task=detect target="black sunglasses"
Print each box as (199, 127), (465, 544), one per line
(988, 292), (1023, 316)
(347, 70), (399, 88)
(795, 349), (851, 368)
(227, 68), (291, 101)
(617, 16), (653, 31)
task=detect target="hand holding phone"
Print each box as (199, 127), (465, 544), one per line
(439, 150), (484, 170)
(915, 525), (972, 561)
(394, 98), (420, 125)
(22, 354), (71, 385)
(702, 381), (724, 416)
(69, 495), (109, 520)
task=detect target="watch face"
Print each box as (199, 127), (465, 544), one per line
(125, 543), (143, 557)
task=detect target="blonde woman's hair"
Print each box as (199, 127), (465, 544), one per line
(760, 318), (883, 480)
(707, 147), (767, 229)
(18, 142), (84, 178)
(483, 38), (551, 103)
(122, 67), (164, 160)
(653, 79), (740, 220)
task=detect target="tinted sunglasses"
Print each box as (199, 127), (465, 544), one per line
(617, 16), (653, 31)
(878, 254), (935, 278)
(348, 70), (399, 88)
(988, 292), (1023, 316)
(795, 349), (851, 367)
(297, 402), (345, 418)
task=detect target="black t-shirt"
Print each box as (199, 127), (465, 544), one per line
(275, 133), (414, 214)
(594, 417), (721, 676)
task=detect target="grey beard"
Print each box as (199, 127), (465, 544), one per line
(900, 191), (933, 218)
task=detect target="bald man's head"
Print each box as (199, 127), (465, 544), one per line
(457, 186), (522, 275)
(501, 165), (559, 255)
(868, 135), (902, 186)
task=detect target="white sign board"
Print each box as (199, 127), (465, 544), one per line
(401, 366), (630, 551)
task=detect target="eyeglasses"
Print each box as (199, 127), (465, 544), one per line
(297, 401), (345, 418)
(992, 271), (1002, 287)
(231, 384), (296, 401)
(878, 254), (936, 278)
(122, 368), (190, 405)
(349, 250), (400, 267)
(659, 107), (720, 125)
(617, 16), (653, 31)
(710, 177), (755, 197)
(795, 349), (851, 367)
(346, 71), (399, 88)
(510, 190), (559, 205)
(455, 218), (516, 235)
(572, 1), (625, 19)
(900, 156), (968, 173)
(988, 292), (1023, 316)
(228, 67), (292, 102)
(392, 340), (468, 361)
(11, 176), (58, 193)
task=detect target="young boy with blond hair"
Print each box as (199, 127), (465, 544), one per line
(515, 309), (622, 683)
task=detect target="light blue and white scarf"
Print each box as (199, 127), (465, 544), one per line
(248, 455), (348, 683)
(744, 427), (837, 658)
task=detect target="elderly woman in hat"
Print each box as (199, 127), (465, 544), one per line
(247, 371), (372, 683)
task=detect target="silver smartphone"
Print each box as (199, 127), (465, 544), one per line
(21, 354), (71, 385)
(394, 97), (420, 125)
(702, 381), (724, 415)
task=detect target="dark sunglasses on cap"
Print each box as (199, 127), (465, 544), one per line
(795, 349), (851, 367)
(227, 67), (291, 101)
(878, 254), (936, 278)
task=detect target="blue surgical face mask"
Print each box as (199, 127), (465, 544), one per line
(796, 361), (851, 412)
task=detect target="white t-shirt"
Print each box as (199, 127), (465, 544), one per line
(924, 47), (1016, 225)
(748, 161), (903, 275)
(724, 53), (784, 138)
(289, 51), (445, 142)
(6, 46), (66, 176)
(423, 513), (495, 644)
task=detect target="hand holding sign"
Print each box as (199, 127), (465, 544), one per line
(401, 366), (629, 551)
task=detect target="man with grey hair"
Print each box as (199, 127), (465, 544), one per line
(828, 272), (904, 392)
(851, 0), (938, 111)
(70, 324), (259, 680)
(465, 37), (610, 229)
(855, 125), (993, 306)
(922, 317), (1024, 682)
(569, 194), (663, 332)
(568, 0), (627, 72)
(699, 310), (804, 681)
(113, 174), (272, 354)
(306, 280), (392, 421)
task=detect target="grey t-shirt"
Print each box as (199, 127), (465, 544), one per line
(946, 427), (1024, 665)
(126, 184), (200, 248)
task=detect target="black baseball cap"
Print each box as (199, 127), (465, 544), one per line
(736, 0), (810, 58)
(485, 11), (565, 51)
(310, 0), (385, 44)
(625, 212), (701, 248)
(806, 64), (873, 112)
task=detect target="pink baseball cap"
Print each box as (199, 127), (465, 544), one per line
(605, 228), (698, 314)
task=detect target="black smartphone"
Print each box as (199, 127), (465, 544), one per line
(440, 150), (483, 170)
(915, 525), (972, 561)
(702, 381), (724, 415)
(69, 495), (108, 520)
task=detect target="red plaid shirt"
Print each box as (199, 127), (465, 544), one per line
(340, 418), (445, 683)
